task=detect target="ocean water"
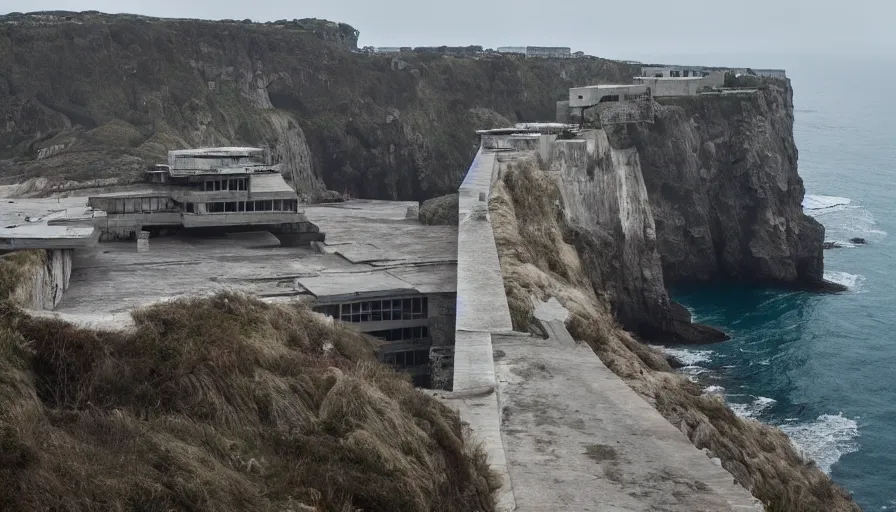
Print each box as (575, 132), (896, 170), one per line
(667, 56), (896, 510)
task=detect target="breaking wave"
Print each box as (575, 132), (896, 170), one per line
(803, 194), (852, 213)
(824, 271), (865, 291)
(728, 396), (777, 419)
(654, 345), (714, 366)
(780, 413), (860, 474)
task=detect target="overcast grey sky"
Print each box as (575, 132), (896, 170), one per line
(3, 0), (891, 66)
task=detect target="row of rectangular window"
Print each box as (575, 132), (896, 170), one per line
(184, 199), (298, 214)
(382, 348), (430, 367)
(369, 326), (429, 342)
(314, 297), (428, 323)
(201, 178), (248, 191)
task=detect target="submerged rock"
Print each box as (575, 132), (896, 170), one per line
(849, 237), (867, 245)
(823, 241), (843, 249)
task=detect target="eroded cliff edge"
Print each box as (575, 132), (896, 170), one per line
(544, 131), (725, 343)
(610, 81), (838, 291)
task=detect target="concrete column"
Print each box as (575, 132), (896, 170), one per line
(137, 230), (150, 253)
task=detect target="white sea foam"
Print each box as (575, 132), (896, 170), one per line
(824, 271), (866, 291)
(654, 346), (714, 365)
(729, 396), (778, 419)
(803, 194), (852, 213)
(780, 413), (860, 474)
(703, 385), (725, 395)
(682, 365), (712, 376)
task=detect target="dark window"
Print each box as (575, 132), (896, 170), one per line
(225, 202), (236, 212)
(186, 203), (195, 213)
(246, 201), (255, 212)
(314, 304), (340, 318)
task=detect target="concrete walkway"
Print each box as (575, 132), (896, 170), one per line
(494, 332), (762, 511)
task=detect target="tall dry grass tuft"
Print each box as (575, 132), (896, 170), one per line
(0, 292), (497, 512)
(490, 156), (859, 512)
(0, 250), (47, 304)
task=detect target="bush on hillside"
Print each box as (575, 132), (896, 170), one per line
(0, 293), (498, 511)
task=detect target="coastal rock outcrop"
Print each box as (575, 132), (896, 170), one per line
(613, 83), (838, 290)
(547, 131), (725, 343)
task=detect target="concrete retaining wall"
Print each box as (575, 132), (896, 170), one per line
(450, 145), (517, 511)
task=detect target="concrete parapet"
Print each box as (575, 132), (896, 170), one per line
(450, 145), (517, 510)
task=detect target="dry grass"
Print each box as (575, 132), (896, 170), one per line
(419, 193), (459, 226)
(0, 292), (498, 512)
(0, 250), (47, 305)
(490, 158), (859, 512)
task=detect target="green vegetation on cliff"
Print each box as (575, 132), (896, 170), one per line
(0, 11), (634, 200)
(0, 292), (498, 511)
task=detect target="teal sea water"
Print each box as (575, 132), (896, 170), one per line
(667, 56), (896, 510)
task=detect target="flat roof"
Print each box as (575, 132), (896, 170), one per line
(169, 147), (264, 157)
(634, 76), (705, 81)
(48, 199), (457, 318)
(572, 84), (645, 90)
(0, 201), (101, 250)
(249, 173), (295, 194)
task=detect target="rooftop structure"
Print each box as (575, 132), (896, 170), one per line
(0, 200), (102, 251)
(44, 198), (456, 389)
(643, 64), (787, 80)
(525, 46), (571, 58)
(568, 84), (654, 125)
(87, 147), (324, 247)
(633, 70), (726, 97)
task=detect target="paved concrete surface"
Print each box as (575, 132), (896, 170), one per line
(0, 196), (101, 250)
(307, 200), (456, 265)
(493, 332), (763, 511)
(52, 199), (457, 318)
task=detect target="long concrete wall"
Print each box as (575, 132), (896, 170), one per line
(450, 145), (517, 511)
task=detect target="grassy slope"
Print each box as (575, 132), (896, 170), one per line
(489, 159), (859, 512)
(0, 292), (498, 511)
(0, 12), (635, 200)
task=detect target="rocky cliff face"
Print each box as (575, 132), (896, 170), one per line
(0, 11), (634, 200)
(611, 83), (833, 290)
(546, 131), (725, 343)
